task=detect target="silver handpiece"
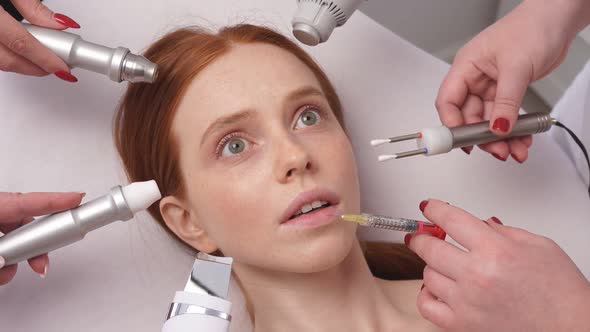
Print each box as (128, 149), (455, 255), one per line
(23, 23), (158, 83)
(0, 181), (161, 265)
(0, 186), (129, 265)
(450, 113), (555, 148)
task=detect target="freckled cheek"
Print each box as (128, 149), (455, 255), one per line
(313, 131), (358, 178)
(191, 173), (275, 246)
(310, 131), (360, 208)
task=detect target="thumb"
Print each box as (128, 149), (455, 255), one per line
(489, 63), (532, 136)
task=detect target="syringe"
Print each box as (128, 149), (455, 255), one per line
(341, 213), (446, 239)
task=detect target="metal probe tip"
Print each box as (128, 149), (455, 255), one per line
(378, 155), (397, 162)
(341, 214), (368, 224)
(370, 139), (391, 146)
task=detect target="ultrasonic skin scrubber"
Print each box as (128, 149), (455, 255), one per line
(162, 253), (234, 332)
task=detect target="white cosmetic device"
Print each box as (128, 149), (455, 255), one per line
(162, 253), (233, 332)
(292, 0), (366, 46)
(0, 181), (161, 265)
(22, 23), (158, 83)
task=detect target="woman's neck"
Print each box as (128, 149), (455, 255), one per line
(233, 241), (407, 332)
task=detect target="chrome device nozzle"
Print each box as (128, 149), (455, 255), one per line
(23, 23), (158, 83)
(183, 253), (233, 299)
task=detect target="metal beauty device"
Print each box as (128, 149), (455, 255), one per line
(292, 0), (366, 46)
(162, 253), (233, 332)
(0, 181), (161, 265)
(23, 23), (158, 83)
(373, 112), (556, 161)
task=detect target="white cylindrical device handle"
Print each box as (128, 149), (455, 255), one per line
(162, 292), (232, 332)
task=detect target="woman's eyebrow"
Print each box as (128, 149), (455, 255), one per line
(199, 86), (323, 147)
(284, 86), (324, 104)
(200, 109), (257, 147)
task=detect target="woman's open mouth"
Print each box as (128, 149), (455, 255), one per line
(280, 188), (340, 228)
(288, 200), (332, 220)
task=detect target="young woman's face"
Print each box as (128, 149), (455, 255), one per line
(170, 43), (360, 273)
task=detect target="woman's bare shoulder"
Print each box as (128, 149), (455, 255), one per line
(376, 278), (446, 332)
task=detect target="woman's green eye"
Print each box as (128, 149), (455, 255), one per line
(222, 137), (248, 156)
(296, 109), (321, 128)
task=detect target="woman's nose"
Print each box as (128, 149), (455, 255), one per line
(274, 137), (313, 183)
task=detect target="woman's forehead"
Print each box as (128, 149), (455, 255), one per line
(174, 43), (323, 129)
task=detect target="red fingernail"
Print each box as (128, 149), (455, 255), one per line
(491, 216), (503, 225)
(419, 200), (429, 212)
(54, 13), (80, 29)
(492, 118), (510, 133)
(421, 284), (425, 290)
(511, 153), (524, 164)
(404, 234), (412, 246)
(54, 70), (78, 83)
(461, 147), (472, 155)
(492, 152), (507, 162)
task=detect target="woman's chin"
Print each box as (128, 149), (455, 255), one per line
(280, 223), (358, 273)
(230, 221), (357, 274)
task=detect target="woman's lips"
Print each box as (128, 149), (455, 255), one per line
(280, 204), (339, 228)
(280, 188), (340, 224)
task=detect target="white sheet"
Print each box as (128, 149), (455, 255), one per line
(1, 1), (589, 331)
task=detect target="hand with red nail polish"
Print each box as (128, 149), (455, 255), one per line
(434, 0), (588, 164)
(0, 0), (79, 81)
(407, 199), (590, 332)
(0, 192), (84, 285)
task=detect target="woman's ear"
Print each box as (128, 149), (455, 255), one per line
(159, 196), (219, 253)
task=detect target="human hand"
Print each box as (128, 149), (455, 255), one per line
(406, 199), (590, 332)
(0, 0), (79, 81)
(435, 0), (588, 162)
(0, 192), (84, 285)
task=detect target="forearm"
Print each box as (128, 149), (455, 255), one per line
(531, 0), (590, 39)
